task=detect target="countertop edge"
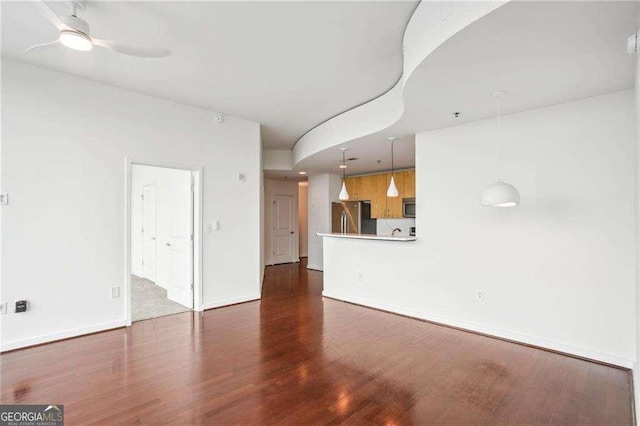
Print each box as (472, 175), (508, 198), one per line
(316, 233), (416, 242)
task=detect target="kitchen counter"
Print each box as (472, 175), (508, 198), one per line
(317, 233), (416, 242)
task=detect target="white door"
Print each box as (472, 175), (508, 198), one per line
(167, 172), (194, 308)
(142, 184), (157, 281)
(271, 194), (295, 264)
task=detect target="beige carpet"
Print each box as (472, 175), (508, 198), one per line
(131, 275), (190, 322)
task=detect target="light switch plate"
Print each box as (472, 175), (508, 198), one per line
(111, 287), (120, 298)
(0, 194), (8, 205)
(0, 302), (7, 315)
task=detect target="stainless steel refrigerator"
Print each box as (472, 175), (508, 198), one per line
(331, 201), (376, 235)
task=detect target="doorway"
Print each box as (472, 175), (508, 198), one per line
(125, 160), (203, 325)
(270, 194), (296, 264)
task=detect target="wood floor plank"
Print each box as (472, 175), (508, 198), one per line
(1, 260), (633, 424)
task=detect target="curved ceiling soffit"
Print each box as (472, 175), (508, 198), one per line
(292, 0), (508, 167)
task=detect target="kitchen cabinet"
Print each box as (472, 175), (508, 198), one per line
(344, 175), (362, 200)
(403, 169), (415, 198)
(369, 173), (388, 219)
(344, 169), (415, 219)
(358, 174), (376, 202)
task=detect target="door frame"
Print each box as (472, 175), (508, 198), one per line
(269, 193), (298, 265)
(124, 157), (204, 326)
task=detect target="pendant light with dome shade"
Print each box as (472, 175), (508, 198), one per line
(481, 92), (520, 207)
(387, 137), (399, 197)
(338, 148), (350, 201)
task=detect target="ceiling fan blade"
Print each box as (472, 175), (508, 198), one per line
(92, 38), (170, 58)
(25, 39), (59, 53)
(31, 0), (69, 31)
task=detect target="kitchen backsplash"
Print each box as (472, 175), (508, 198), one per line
(376, 218), (416, 237)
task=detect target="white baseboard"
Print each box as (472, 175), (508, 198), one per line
(323, 290), (633, 369)
(306, 263), (323, 271)
(1, 319), (126, 352)
(203, 294), (261, 310)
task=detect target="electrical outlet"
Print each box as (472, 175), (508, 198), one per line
(15, 300), (27, 313)
(0, 194), (8, 205)
(111, 287), (120, 298)
(0, 302), (7, 315)
(356, 272), (363, 282)
(477, 291), (484, 301)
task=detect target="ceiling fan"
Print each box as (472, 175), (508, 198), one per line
(26, 0), (171, 58)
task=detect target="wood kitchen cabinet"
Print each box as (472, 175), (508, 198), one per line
(344, 169), (415, 219)
(403, 169), (415, 198)
(345, 175), (374, 201)
(344, 175), (362, 200)
(369, 173), (388, 219)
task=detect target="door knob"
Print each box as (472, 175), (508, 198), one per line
(290, 231), (294, 234)
(165, 242), (171, 247)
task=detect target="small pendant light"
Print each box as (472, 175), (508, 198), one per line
(387, 137), (399, 197)
(481, 92), (520, 207)
(338, 148), (350, 201)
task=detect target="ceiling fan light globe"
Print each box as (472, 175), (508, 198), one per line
(59, 31), (92, 51)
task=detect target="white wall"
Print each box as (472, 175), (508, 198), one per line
(298, 182), (309, 257)
(307, 174), (341, 271)
(323, 90), (637, 367)
(131, 165), (191, 288)
(264, 178), (299, 265)
(1, 60), (262, 350)
(263, 150), (293, 171)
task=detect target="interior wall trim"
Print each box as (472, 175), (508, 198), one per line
(323, 290), (633, 369)
(1, 319), (126, 353)
(202, 294), (261, 311)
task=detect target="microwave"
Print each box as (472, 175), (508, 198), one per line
(402, 198), (416, 218)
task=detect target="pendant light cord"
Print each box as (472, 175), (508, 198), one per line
(391, 139), (395, 176)
(342, 150), (346, 181)
(495, 94), (502, 182)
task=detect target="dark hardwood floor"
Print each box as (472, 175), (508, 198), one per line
(1, 259), (633, 424)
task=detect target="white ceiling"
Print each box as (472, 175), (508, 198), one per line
(398, 0), (638, 134)
(1, 0), (418, 149)
(296, 0), (638, 176)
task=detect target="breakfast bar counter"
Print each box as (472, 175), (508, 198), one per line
(316, 233), (416, 242)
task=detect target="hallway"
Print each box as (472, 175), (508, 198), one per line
(1, 260), (633, 424)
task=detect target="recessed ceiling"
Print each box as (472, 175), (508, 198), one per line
(297, 135), (415, 177)
(1, 0), (418, 149)
(296, 0), (637, 175)
(263, 170), (308, 182)
(398, 0), (638, 134)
